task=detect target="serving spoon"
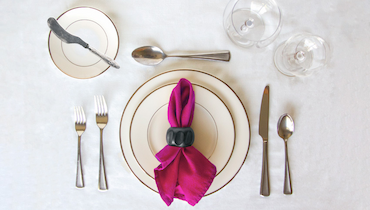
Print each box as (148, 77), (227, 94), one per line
(131, 46), (230, 66)
(277, 113), (294, 194)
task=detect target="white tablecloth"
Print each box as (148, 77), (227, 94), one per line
(1, 0), (369, 209)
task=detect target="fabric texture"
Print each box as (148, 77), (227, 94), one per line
(154, 78), (217, 206)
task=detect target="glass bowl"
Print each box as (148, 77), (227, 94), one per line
(223, 0), (282, 48)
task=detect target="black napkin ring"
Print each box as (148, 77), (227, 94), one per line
(166, 127), (194, 147)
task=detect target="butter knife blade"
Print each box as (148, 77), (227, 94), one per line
(47, 17), (120, 69)
(259, 85), (270, 196)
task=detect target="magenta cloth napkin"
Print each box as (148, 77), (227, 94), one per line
(154, 78), (217, 206)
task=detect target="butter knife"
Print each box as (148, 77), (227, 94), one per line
(47, 17), (120, 69)
(259, 85), (270, 196)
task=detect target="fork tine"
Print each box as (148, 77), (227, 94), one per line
(98, 96), (102, 115)
(76, 107), (80, 124)
(100, 96), (105, 115)
(77, 106), (82, 124)
(75, 107), (79, 123)
(81, 107), (86, 124)
(94, 96), (98, 115)
(74, 107), (77, 123)
(101, 96), (108, 115)
(97, 95), (103, 116)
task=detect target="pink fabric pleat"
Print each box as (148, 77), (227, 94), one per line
(154, 78), (217, 206)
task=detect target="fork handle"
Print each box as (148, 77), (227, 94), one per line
(76, 136), (84, 188)
(99, 129), (108, 190)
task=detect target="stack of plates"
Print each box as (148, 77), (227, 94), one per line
(120, 69), (250, 195)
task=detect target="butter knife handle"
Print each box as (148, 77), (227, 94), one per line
(260, 141), (270, 196)
(89, 47), (120, 69)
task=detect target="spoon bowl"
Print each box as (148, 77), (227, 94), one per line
(131, 46), (231, 66)
(277, 114), (294, 140)
(277, 113), (294, 195)
(132, 46), (166, 66)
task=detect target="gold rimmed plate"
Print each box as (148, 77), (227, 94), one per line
(48, 7), (119, 79)
(120, 69), (250, 195)
(130, 83), (235, 179)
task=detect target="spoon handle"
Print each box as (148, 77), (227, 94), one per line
(168, 51), (230, 62)
(284, 139), (292, 194)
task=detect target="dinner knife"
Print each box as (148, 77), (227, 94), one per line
(259, 85), (270, 196)
(47, 17), (120, 69)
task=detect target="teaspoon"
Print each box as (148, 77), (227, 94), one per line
(277, 113), (294, 194)
(131, 46), (230, 66)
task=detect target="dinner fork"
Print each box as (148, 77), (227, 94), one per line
(95, 95), (108, 190)
(74, 106), (86, 188)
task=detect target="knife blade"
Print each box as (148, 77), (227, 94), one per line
(47, 17), (120, 69)
(259, 85), (270, 196)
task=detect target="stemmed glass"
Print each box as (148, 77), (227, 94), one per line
(223, 0), (282, 48)
(274, 33), (330, 77)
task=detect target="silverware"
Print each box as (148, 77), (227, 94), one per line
(74, 106), (86, 188)
(47, 17), (120, 69)
(131, 46), (230, 66)
(94, 95), (109, 190)
(259, 85), (270, 196)
(277, 113), (294, 194)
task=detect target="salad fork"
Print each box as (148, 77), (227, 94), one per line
(74, 106), (86, 188)
(95, 95), (108, 190)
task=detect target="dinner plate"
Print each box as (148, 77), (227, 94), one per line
(130, 84), (235, 178)
(120, 69), (250, 195)
(48, 7), (119, 79)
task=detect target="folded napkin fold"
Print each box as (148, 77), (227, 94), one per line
(154, 78), (217, 206)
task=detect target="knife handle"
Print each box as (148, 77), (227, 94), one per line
(88, 47), (120, 69)
(260, 140), (270, 196)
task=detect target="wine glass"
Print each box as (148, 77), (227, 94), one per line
(223, 0), (282, 48)
(274, 33), (330, 77)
